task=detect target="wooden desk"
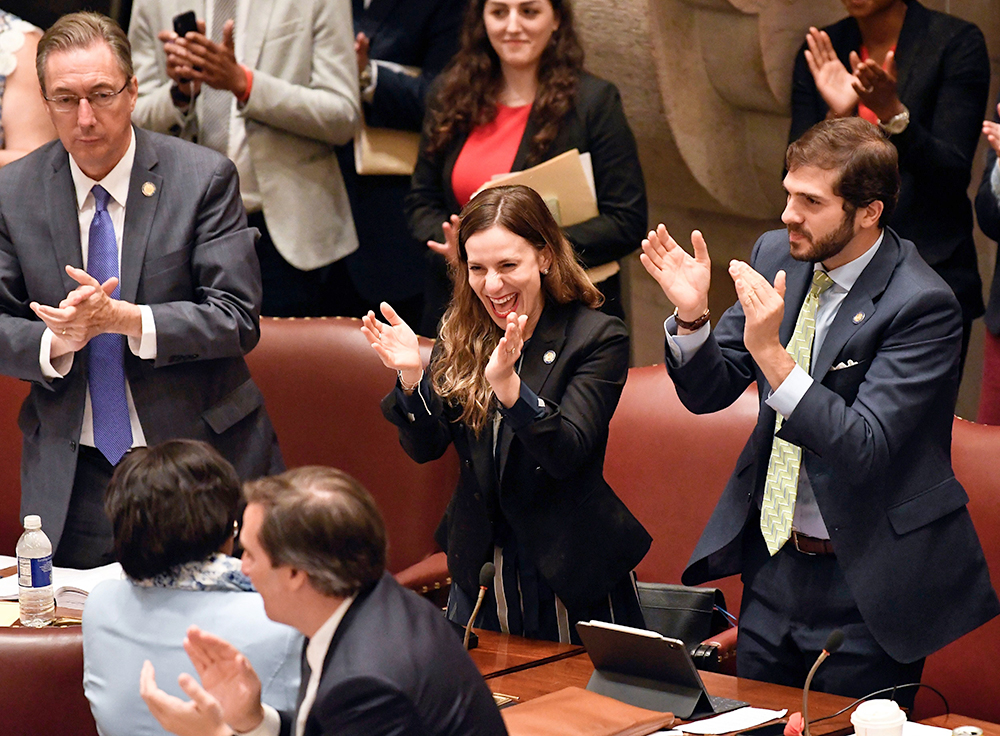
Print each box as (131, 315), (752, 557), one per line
(469, 629), (584, 678)
(922, 715), (1000, 736)
(476, 631), (858, 734)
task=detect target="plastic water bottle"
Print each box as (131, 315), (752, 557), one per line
(16, 515), (54, 627)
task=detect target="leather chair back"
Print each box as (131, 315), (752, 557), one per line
(913, 418), (1000, 721)
(605, 364), (758, 616)
(0, 626), (97, 736)
(0, 374), (29, 553)
(246, 318), (458, 573)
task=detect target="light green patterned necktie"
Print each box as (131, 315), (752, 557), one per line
(760, 269), (835, 556)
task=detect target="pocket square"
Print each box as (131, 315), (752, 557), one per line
(831, 359), (860, 371)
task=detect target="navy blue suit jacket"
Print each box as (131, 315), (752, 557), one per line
(670, 228), (998, 663)
(278, 573), (506, 736)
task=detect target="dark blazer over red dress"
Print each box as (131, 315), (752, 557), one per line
(382, 301), (651, 610)
(671, 227), (998, 664)
(789, 0), (989, 323)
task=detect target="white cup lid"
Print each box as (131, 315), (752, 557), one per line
(851, 699), (905, 725)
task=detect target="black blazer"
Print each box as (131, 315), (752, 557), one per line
(974, 94), (1000, 336)
(278, 573), (506, 736)
(406, 72), (647, 271)
(339, 0), (466, 304)
(382, 302), (651, 610)
(789, 0), (989, 321)
(671, 228), (998, 663)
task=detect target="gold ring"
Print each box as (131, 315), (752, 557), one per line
(61, 329), (67, 336)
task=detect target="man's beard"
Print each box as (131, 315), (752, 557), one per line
(788, 206), (857, 263)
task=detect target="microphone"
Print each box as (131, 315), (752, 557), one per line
(802, 629), (844, 736)
(464, 562), (495, 650)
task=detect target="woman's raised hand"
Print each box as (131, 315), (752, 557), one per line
(427, 214), (461, 267)
(361, 302), (423, 383)
(485, 312), (528, 408)
(804, 27), (858, 118)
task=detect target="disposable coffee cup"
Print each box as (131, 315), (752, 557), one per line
(850, 699), (906, 736)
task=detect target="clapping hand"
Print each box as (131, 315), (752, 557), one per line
(362, 302), (423, 387)
(639, 224), (712, 329)
(427, 215), (461, 267)
(804, 27), (857, 118)
(850, 50), (904, 123)
(729, 260), (794, 390)
(139, 660), (231, 736)
(485, 312), (527, 408)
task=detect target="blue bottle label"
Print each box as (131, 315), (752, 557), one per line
(17, 555), (52, 588)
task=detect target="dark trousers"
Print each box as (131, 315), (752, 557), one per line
(52, 446), (117, 570)
(738, 529), (924, 709)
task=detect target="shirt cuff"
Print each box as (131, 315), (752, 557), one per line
(991, 159), (1000, 201)
(128, 305), (157, 359)
(395, 373), (433, 421)
(764, 364), (812, 419)
(663, 315), (710, 367)
(497, 381), (546, 431)
(233, 705), (280, 736)
(362, 61), (380, 104)
(39, 328), (73, 379)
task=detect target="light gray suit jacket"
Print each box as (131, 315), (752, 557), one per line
(129, 0), (361, 270)
(0, 128), (282, 550)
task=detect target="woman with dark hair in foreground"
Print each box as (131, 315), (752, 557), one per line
(82, 440), (301, 736)
(366, 185), (649, 643)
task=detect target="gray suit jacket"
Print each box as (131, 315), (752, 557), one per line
(0, 127), (282, 550)
(129, 0), (361, 270)
(670, 228), (998, 663)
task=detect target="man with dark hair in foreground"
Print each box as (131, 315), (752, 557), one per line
(640, 117), (998, 706)
(140, 466), (507, 736)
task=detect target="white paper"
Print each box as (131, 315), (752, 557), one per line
(900, 723), (951, 736)
(678, 707), (787, 735)
(0, 559), (123, 601)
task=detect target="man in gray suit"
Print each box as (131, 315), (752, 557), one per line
(128, 0), (361, 317)
(0, 12), (281, 568)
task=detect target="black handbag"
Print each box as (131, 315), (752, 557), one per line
(635, 582), (732, 649)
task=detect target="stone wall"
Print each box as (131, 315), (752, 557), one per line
(573, 0), (1000, 418)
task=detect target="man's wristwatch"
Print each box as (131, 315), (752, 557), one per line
(878, 107), (910, 135)
(170, 83), (192, 108)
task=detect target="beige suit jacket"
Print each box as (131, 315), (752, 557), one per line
(129, 0), (360, 270)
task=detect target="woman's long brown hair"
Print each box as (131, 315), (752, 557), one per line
(422, 0), (585, 168)
(432, 185), (601, 434)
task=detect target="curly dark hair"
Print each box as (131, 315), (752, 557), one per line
(423, 0), (584, 167)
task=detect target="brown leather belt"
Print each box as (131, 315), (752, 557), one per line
(791, 531), (835, 556)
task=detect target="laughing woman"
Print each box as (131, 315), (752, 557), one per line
(364, 185), (649, 643)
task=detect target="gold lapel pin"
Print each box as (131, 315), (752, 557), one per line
(142, 182), (156, 197)
(543, 350), (556, 364)
(853, 311), (865, 324)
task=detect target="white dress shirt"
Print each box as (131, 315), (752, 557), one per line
(38, 126), (157, 450)
(239, 595), (356, 736)
(665, 231), (884, 537)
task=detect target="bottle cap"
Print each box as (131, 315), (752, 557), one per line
(23, 515), (41, 530)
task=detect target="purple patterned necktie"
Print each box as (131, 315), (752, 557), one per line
(87, 185), (132, 465)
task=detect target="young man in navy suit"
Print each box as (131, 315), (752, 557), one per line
(641, 117), (998, 706)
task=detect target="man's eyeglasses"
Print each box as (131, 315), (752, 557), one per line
(44, 80), (130, 113)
